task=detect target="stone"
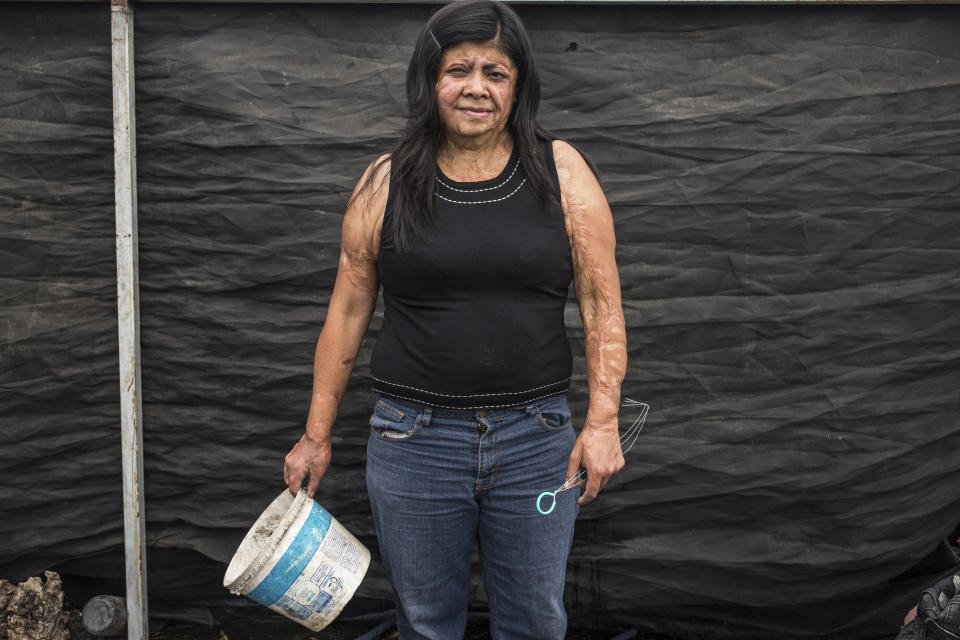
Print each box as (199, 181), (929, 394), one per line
(0, 571), (70, 640)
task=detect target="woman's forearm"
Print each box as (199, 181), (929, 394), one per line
(303, 295), (377, 442)
(303, 336), (351, 443)
(582, 295), (627, 429)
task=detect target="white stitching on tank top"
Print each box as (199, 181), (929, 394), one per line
(436, 159), (520, 193)
(435, 178), (526, 205)
(369, 389), (567, 410)
(371, 375), (568, 398)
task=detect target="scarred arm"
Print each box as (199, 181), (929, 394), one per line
(283, 157), (390, 496)
(554, 140), (627, 505)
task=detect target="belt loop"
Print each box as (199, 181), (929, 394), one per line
(418, 405), (433, 427)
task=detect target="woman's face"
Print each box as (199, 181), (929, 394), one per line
(434, 40), (518, 144)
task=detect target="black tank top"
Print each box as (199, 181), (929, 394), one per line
(370, 138), (573, 409)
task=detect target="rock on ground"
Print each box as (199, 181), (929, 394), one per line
(0, 571), (70, 640)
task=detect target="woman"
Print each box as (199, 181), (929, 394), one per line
(284, 1), (626, 637)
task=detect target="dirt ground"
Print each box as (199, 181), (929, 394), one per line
(66, 608), (660, 640)
(144, 617), (659, 640)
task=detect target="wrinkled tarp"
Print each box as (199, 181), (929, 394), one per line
(0, 4), (122, 576)
(1, 4), (959, 639)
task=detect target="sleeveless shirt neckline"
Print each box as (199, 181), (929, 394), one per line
(436, 145), (519, 189)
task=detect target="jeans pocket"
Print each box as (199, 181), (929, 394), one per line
(529, 395), (572, 432)
(370, 396), (421, 441)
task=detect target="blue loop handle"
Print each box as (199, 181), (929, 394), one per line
(536, 491), (557, 515)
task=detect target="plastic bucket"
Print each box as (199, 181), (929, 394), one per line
(223, 489), (370, 631)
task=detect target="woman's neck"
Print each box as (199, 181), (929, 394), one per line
(436, 131), (514, 182)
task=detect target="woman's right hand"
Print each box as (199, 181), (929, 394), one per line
(283, 432), (332, 497)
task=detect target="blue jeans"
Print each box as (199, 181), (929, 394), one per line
(366, 393), (579, 640)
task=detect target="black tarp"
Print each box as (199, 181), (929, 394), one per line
(1, 3), (959, 639)
(0, 2), (122, 577)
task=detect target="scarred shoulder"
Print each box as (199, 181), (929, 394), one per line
(551, 139), (592, 181)
(344, 154), (391, 249)
(349, 153), (391, 225)
(551, 140), (610, 230)
(339, 154), (391, 293)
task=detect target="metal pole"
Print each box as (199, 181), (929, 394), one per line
(111, 1), (148, 639)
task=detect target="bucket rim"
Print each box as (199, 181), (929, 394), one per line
(224, 489), (312, 594)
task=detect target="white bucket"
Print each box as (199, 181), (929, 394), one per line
(223, 489), (371, 631)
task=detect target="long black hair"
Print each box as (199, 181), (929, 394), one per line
(366, 0), (560, 253)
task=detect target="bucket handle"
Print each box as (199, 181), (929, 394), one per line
(231, 489), (308, 594)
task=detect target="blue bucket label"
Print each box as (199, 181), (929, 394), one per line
(311, 562), (333, 585)
(247, 501), (332, 606)
(312, 590), (334, 613)
(275, 595), (314, 620)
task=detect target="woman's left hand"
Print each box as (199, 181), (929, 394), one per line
(566, 418), (625, 505)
